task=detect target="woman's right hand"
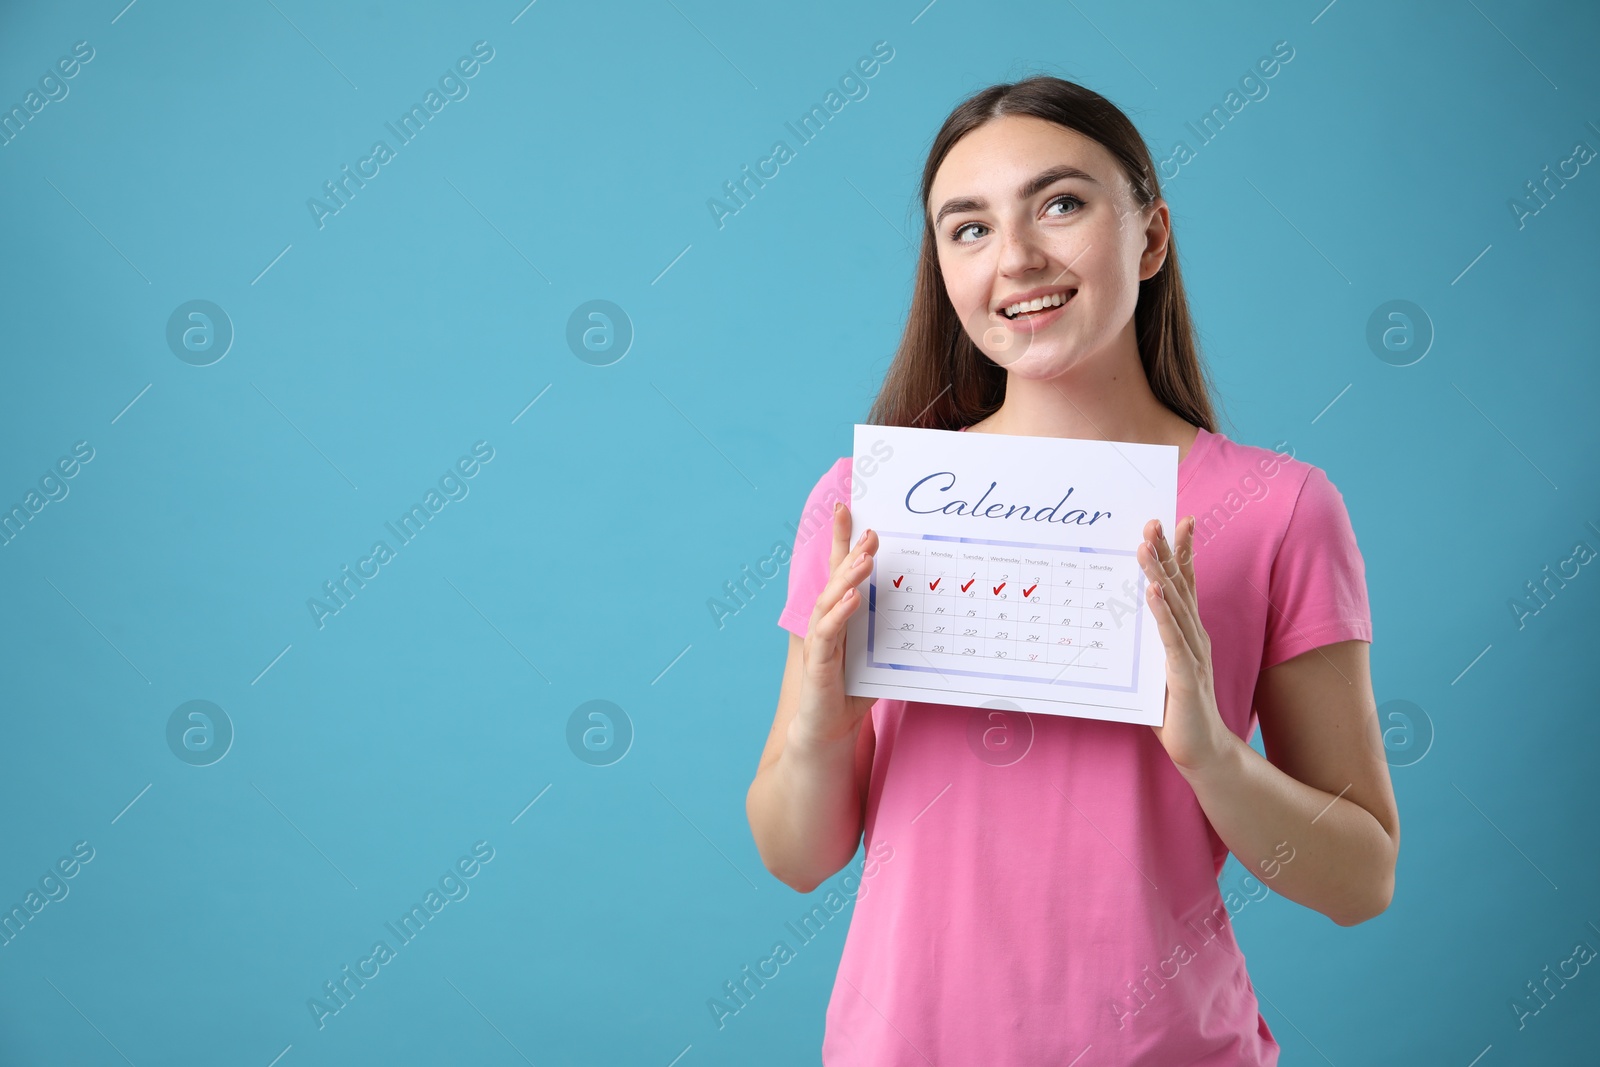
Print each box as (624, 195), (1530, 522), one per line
(791, 502), (879, 750)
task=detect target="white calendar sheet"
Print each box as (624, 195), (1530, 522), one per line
(843, 424), (1178, 726)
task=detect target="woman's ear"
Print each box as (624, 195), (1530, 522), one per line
(1139, 199), (1172, 281)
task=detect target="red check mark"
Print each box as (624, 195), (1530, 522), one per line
(929, 578), (942, 591)
(961, 578), (976, 592)
(1023, 584), (1038, 598)
(892, 575), (904, 588)
(992, 582), (1006, 596)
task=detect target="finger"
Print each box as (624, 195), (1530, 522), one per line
(828, 502), (873, 574)
(812, 527), (877, 636)
(828, 501), (851, 575)
(1140, 531), (1199, 655)
(1163, 520), (1207, 661)
(1145, 578), (1197, 671)
(1176, 514), (1197, 592)
(1148, 528), (1201, 652)
(809, 578), (864, 662)
(1152, 519), (1197, 618)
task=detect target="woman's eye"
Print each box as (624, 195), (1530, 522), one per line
(948, 195), (1083, 244)
(1045, 194), (1084, 216)
(951, 221), (988, 244)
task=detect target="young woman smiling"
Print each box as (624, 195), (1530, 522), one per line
(746, 76), (1398, 1065)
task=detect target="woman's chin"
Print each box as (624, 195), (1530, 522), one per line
(993, 343), (1079, 379)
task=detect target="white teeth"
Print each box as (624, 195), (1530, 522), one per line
(1003, 290), (1072, 319)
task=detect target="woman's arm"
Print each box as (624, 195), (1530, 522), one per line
(746, 633), (876, 893)
(1139, 516), (1398, 927)
(747, 508), (882, 894)
(1179, 638), (1399, 926)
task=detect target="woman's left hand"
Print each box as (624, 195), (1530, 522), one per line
(1139, 516), (1233, 775)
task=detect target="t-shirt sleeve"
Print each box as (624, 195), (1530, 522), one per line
(776, 457), (853, 639)
(1260, 465), (1374, 670)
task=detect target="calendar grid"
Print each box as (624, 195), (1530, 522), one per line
(865, 530), (1147, 694)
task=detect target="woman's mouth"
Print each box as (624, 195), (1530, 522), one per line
(999, 289), (1076, 332)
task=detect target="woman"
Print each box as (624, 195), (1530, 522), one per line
(745, 75), (1398, 1065)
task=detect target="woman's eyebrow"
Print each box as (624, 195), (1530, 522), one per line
(933, 164), (1101, 227)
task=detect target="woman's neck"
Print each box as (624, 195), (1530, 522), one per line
(965, 335), (1198, 460)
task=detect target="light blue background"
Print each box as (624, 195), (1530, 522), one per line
(2, 1), (1597, 1064)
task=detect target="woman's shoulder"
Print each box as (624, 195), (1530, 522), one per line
(1194, 429), (1329, 495)
(819, 455), (853, 493)
(1188, 431), (1360, 546)
(790, 456), (855, 526)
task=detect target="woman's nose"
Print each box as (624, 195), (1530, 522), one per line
(997, 223), (1048, 275)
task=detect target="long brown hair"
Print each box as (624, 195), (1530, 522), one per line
(865, 76), (1223, 435)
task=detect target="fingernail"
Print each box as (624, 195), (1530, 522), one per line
(834, 501), (842, 514)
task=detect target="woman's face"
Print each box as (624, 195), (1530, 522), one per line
(928, 114), (1168, 377)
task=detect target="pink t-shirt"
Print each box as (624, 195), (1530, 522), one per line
(776, 424), (1373, 1066)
